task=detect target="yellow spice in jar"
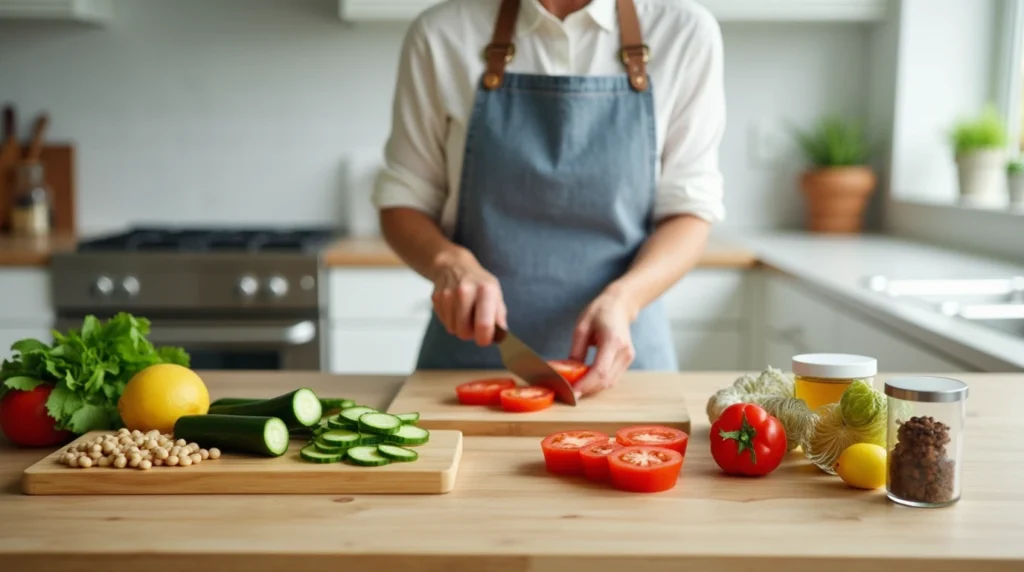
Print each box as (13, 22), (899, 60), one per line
(795, 376), (854, 411)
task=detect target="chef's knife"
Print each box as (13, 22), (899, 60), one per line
(494, 327), (577, 406)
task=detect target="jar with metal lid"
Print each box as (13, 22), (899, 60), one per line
(9, 161), (52, 237)
(792, 353), (877, 411)
(884, 377), (968, 508)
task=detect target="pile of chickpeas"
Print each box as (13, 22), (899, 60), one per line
(58, 428), (221, 470)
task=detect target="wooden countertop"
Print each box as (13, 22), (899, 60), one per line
(1, 371), (1020, 571)
(323, 236), (759, 268)
(0, 233), (76, 267)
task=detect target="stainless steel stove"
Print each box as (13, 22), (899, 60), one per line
(51, 227), (336, 371)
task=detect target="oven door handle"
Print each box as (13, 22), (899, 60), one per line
(146, 320), (317, 346)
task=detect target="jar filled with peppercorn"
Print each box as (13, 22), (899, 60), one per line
(884, 376), (969, 508)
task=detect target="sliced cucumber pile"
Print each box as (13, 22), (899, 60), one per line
(297, 406), (429, 466)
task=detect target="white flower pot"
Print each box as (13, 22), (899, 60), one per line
(956, 149), (1007, 207)
(1009, 171), (1024, 207)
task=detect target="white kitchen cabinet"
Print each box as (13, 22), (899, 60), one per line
(0, 270), (54, 352)
(327, 322), (426, 375)
(672, 327), (743, 371)
(327, 267), (752, 374)
(762, 272), (841, 367)
(836, 314), (966, 373)
(761, 271), (966, 373)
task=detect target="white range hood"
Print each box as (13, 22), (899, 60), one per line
(339, 0), (889, 23)
(0, 0), (112, 24)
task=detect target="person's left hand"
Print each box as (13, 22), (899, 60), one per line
(568, 290), (636, 399)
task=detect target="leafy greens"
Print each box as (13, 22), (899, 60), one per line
(0, 313), (189, 434)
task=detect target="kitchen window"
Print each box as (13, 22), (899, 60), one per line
(884, 0), (1024, 264)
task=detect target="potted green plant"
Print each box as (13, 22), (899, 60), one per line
(1008, 158), (1024, 208)
(792, 116), (876, 233)
(950, 107), (1007, 206)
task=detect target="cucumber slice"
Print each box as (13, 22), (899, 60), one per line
(313, 439), (349, 454)
(174, 414), (290, 457)
(385, 425), (430, 446)
(320, 398), (356, 415)
(359, 434), (384, 446)
(301, 444), (343, 463)
(339, 406), (378, 426)
(358, 412), (402, 435)
(327, 416), (354, 430)
(207, 388), (323, 430)
(377, 444), (418, 462)
(395, 412), (420, 425)
(319, 429), (362, 447)
(345, 446), (391, 467)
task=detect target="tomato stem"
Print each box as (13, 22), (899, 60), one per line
(718, 411), (758, 464)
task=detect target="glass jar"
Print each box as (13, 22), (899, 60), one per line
(884, 376), (968, 508)
(9, 161), (52, 238)
(792, 353), (877, 411)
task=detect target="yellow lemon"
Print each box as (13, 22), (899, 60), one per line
(834, 442), (888, 490)
(118, 364), (209, 433)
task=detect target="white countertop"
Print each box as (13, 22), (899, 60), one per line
(720, 230), (1024, 371)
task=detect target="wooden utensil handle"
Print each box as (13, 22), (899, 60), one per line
(26, 114), (49, 161)
(2, 105), (13, 140)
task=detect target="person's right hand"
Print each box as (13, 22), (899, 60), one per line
(431, 250), (507, 346)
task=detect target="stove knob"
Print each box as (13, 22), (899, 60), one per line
(238, 275), (259, 298)
(120, 275), (141, 298)
(92, 276), (114, 298)
(265, 275), (289, 299)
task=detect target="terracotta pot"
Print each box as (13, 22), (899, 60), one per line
(799, 166), (877, 234)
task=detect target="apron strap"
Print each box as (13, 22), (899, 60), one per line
(616, 0), (650, 92)
(481, 0), (650, 92)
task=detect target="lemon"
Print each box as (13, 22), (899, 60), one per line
(118, 364), (210, 433)
(834, 442), (887, 490)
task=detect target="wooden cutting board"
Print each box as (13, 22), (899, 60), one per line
(22, 430), (463, 495)
(386, 370), (691, 437)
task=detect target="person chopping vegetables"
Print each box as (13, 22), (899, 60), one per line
(374, 0), (726, 398)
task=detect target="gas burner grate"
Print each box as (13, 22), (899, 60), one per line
(76, 227), (336, 253)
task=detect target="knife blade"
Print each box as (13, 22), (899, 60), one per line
(494, 327), (577, 406)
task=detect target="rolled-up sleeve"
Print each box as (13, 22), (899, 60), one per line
(654, 14), (726, 224)
(372, 18), (448, 219)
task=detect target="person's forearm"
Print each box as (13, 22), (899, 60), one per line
(379, 207), (472, 282)
(606, 214), (711, 320)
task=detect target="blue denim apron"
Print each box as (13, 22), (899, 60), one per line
(416, 0), (677, 372)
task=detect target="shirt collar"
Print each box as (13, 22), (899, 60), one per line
(517, 0), (617, 36)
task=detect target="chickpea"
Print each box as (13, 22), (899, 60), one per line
(139, 460), (153, 470)
(77, 443), (89, 452)
(118, 427), (130, 435)
(153, 459), (164, 467)
(144, 439), (158, 450)
(199, 449), (209, 460)
(166, 455), (180, 467)
(179, 455), (193, 467)
(131, 430), (142, 438)
(89, 451), (103, 460)
(98, 456), (111, 468)
(190, 453), (202, 464)
(113, 456), (128, 469)
(170, 446), (182, 457)
(68, 456), (80, 468)
(155, 448), (169, 460)
(66, 446), (76, 454)
(128, 458), (141, 469)
(78, 456), (93, 468)
(209, 448), (221, 460)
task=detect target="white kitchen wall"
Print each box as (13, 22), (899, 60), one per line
(0, 0), (873, 234)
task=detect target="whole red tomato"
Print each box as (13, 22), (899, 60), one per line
(709, 403), (787, 477)
(0, 384), (73, 448)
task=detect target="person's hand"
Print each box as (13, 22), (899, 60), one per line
(431, 249), (507, 346)
(568, 290), (637, 399)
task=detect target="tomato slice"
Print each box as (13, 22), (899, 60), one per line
(548, 359), (590, 385)
(579, 438), (623, 482)
(540, 430), (610, 475)
(455, 378), (517, 406)
(607, 446), (683, 493)
(499, 386), (555, 413)
(615, 425), (689, 456)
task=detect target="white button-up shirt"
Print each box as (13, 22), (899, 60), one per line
(373, 0), (727, 236)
